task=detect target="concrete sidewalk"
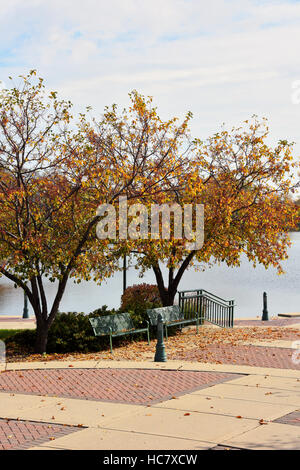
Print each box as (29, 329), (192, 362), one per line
(0, 316), (36, 330)
(0, 360), (299, 450)
(1, 317), (299, 450)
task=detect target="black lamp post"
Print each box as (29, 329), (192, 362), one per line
(123, 255), (127, 294)
(154, 313), (167, 362)
(22, 291), (29, 319)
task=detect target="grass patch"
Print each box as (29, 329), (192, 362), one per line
(0, 329), (23, 341)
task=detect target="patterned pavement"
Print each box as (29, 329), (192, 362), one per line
(170, 344), (300, 370)
(234, 318), (300, 327)
(0, 368), (239, 405)
(0, 317), (34, 322)
(0, 418), (83, 450)
(274, 411), (300, 427)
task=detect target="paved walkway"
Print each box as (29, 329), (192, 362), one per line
(0, 316), (36, 330)
(0, 360), (299, 450)
(170, 344), (300, 370)
(0, 317), (300, 450)
(0, 418), (80, 450)
(0, 368), (237, 405)
(234, 318), (300, 327)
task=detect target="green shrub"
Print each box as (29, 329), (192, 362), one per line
(46, 311), (96, 353)
(7, 306), (119, 354)
(120, 283), (162, 327)
(89, 305), (117, 317)
(47, 307), (119, 353)
(6, 328), (36, 352)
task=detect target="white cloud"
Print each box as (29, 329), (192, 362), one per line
(0, 0), (299, 162)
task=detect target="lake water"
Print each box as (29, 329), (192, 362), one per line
(0, 232), (299, 319)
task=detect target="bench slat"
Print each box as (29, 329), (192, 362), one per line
(111, 327), (148, 337)
(90, 312), (135, 335)
(147, 305), (183, 326)
(89, 312), (150, 354)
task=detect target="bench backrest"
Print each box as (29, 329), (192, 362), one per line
(147, 305), (183, 326)
(89, 313), (134, 336)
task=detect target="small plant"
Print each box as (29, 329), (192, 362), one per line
(89, 305), (117, 317)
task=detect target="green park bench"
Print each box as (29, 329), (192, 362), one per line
(147, 305), (200, 340)
(89, 312), (150, 353)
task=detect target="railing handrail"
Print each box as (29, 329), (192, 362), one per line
(179, 293), (234, 309)
(178, 288), (235, 328)
(178, 289), (233, 305)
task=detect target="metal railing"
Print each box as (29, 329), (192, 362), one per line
(178, 289), (234, 328)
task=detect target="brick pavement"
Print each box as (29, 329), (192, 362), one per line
(170, 344), (300, 370)
(0, 317), (34, 322)
(0, 418), (83, 450)
(0, 368), (238, 405)
(274, 411), (300, 427)
(234, 318), (300, 327)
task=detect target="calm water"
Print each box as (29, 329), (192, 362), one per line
(0, 232), (299, 319)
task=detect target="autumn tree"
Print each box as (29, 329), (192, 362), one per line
(123, 119), (299, 306)
(0, 73), (192, 353)
(293, 197), (300, 230)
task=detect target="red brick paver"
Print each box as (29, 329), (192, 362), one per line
(0, 418), (82, 450)
(274, 411), (300, 427)
(0, 368), (238, 405)
(0, 317), (34, 322)
(234, 318), (300, 327)
(210, 445), (242, 450)
(170, 344), (300, 370)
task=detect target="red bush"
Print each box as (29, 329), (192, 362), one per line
(120, 283), (162, 326)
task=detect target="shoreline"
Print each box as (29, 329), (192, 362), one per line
(1, 314), (300, 321)
(0, 315), (300, 332)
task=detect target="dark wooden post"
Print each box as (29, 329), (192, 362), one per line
(262, 292), (269, 321)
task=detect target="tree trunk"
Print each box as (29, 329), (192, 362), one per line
(152, 264), (177, 306)
(161, 288), (177, 307)
(35, 321), (49, 354)
(152, 253), (196, 308)
(31, 275), (68, 354)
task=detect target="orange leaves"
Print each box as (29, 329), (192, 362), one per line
(0, 76), (299, 356)
(126, 116), (299, 301)
(7, 323), (299, 364)
(259, 419), (269, 425)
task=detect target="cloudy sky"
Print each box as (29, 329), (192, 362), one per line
(1, 0), (300, 158)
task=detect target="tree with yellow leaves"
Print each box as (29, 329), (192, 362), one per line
(0, 74), (192, 352)
(123, 119), (299, 306)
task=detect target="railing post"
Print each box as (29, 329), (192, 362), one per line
(178, 291), (181, 310)
(228, 300), (232, 327)
(199, 293), (203, 324)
